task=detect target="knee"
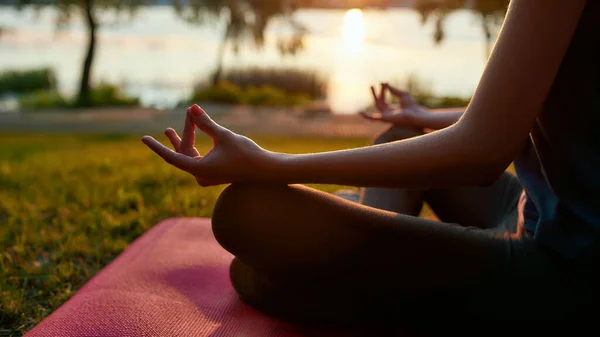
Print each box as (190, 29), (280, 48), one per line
(212, 183), (289, 253)
(372, 125), (424, 145)
(212, 183), (259, 251)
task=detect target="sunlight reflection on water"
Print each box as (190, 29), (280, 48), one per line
(0, 7), (493, 113)
(342, 9), (365, 55)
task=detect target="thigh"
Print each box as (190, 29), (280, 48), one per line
(213, 183), (508, 280)
(213, 183), (513, 323)
(424, 171), (523, 231)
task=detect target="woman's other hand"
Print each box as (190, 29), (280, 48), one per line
(360, 83), (428, 127)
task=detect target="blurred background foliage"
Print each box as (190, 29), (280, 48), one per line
(1, 0), (509, 111)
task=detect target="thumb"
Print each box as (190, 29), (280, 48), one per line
(189, 104), (227, 139)
(359, 111), (382, 121)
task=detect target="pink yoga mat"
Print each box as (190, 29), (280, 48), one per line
(26, 218), (415, 336)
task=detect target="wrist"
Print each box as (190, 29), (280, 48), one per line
(260, 150), (291, 183)
(407, 107), (432, 126)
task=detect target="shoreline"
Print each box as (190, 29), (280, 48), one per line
(0, 104), (388, 137)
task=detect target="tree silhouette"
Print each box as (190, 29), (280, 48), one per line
(171, 0), (306, 85)
(15, 0), (151, 107)
(414, 0), (510, 56)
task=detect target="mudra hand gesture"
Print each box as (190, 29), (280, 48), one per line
(360, 83), (429, 126)
(141, 105), (275, 187)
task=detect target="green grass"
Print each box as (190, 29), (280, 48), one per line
(0, 133), (370, 335)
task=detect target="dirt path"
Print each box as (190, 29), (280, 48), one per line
(0, 105), (386, 138)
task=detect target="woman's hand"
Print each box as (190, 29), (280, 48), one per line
(142, 104), (275, 187)
(369, 83), (391, 113)
(360, 83), (428, 127)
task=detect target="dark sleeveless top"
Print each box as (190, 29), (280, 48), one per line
(514, 1), (600, 259)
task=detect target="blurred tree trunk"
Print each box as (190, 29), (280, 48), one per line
(211, 23), (232, 86)
(481, 14), (492, 57)
(77, 0), (97, 106)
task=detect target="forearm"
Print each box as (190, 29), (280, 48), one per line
(411, 108), (465, 130)
(267, 123), (496, 189)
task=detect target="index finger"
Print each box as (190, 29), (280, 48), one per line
(181, 108), (197, 154)
(386, 83), (409, 97)
(142, 136), (196, 173)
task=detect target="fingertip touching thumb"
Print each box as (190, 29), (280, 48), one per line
(190, 104), (205, 116)
(190, 104), (211, 124)
(190, 104), (221, 137)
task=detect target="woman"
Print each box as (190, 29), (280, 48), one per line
(142, 0), (599, 325)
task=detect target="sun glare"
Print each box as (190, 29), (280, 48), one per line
(342, 8), (365, 54)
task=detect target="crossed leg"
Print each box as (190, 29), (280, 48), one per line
(213, 183), (515, 325)
(210, 128), (535, 327)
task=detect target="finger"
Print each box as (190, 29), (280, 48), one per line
(370, 86), (378, 102)
(386, 83), (408, 97)
(142, 136), (195, 173)
(379, 83), (386, 101)
(359, 111), (382, 121)
(181, 107), (196, 154)
(164, 128), (182, 152)
(189, 104), (228, 139)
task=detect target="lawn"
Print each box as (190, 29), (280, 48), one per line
(0, 133), (370, 336)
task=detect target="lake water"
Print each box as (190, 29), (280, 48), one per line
(0, 6), (497, 113)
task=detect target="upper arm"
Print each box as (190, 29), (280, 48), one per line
(457, 0), (586, 172)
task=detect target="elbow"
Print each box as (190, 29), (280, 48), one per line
(445, 123), (517, 187)
(469, 151), (514, 187)
(473, 167), (506, 187)
(444, 151), (508, 188)
(451, 119), (527, 187)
